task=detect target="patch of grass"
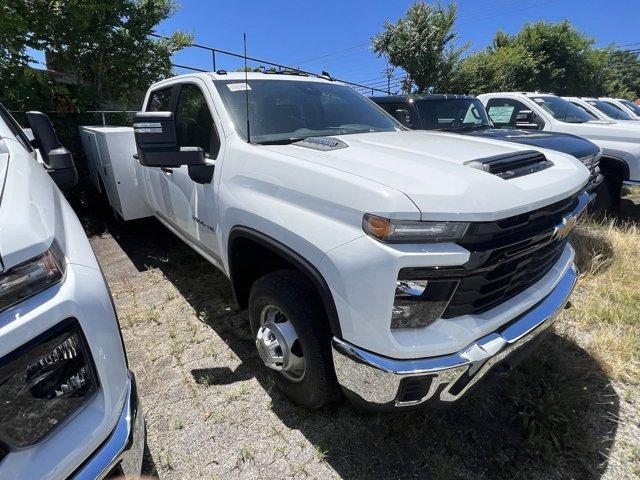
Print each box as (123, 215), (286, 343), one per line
(158, 450), (174, 470)
(313, 443), (328, 461)
(237, 446), (255, 466)
(173, 418), (184, 430)
(567, 221), (640, 383)
(226, 383), (251, 401)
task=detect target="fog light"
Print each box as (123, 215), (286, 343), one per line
(0, 319), (97, 447)
(391, 280), (458, 330)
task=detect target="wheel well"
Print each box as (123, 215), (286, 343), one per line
(227, 228), (342, 337)
(599, 156), (629, 181)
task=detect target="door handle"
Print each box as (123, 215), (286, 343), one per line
(161, 167), (173, 174)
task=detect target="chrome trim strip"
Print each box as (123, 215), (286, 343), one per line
(72, 372), (144, 479)
(622, 180), (640, 206)
(332, 264), (577, 407)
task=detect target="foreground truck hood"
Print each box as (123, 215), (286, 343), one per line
(265, 130), (588, 221)
(0, 138), (56, 271)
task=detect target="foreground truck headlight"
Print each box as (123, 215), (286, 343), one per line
(0, 248), (65, 312)
(363, 214), (469, 243)
(0, 319), (97, 447)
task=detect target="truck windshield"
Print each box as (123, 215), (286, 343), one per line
(618, 99), (640, 116)
(531, 96), (594, 124)
(415, 98), (491, 131)
(214, 79), (400, 144)
(586, 100), (632, 120)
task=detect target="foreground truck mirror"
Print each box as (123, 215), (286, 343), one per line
(133, 111), (213, 184)
(26, 111), (78, 190)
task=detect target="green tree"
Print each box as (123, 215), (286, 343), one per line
(372, 2), (468, 93)
(457, 20), (640, 98)
(0, 0), (191, 111)
(454, 44), (538, 94)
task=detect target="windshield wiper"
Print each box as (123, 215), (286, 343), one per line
(254, 137), (307, 145)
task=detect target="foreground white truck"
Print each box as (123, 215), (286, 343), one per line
(84, 72), (590, 409)
(478, 92), (640, 210)
(0, 104), (143, 479)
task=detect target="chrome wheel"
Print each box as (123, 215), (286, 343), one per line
(256, 305), (306, 382)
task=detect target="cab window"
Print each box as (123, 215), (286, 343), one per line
(146, 87), (173, 112)
(485, 98), (530, 128)
(378, 102), (415, 128)
(175, 83), (220, 158)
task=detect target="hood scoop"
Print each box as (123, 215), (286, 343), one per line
(294, 136), (348, 151)
(465, 150), (553, 180)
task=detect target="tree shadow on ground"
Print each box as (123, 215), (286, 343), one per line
(83, 212), (620, 480)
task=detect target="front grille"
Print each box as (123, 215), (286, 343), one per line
(399, 193), (579, 318)
(442, 238), (567, 317)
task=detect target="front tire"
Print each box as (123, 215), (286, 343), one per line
(594, 170), (622, 212)
(249, 270), (340, 408)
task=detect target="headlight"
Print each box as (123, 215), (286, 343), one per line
(363, 214), (469, 243)
(0, 247), (64, 313)
(0, 319), (97, 447)
(391, 279), (458, 330)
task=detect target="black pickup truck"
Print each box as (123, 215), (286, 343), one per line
(371, 94), (603, 195)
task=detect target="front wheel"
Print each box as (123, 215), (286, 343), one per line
(594, 171), (622, 212)
(249, 270), (340, 408)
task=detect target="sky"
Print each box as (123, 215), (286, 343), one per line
(153, 0), (640, 94)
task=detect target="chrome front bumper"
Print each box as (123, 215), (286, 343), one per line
(332, 264), (577, 408)
(622, 180), (640, 206)
(72, 372), (145, 479)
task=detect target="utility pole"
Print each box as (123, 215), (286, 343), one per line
(384, 59), (395, 95)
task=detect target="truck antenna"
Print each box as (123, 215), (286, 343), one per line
(243, 33), (251, 144)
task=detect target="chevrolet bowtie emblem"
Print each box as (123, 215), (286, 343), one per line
(553, 213), (578, 240)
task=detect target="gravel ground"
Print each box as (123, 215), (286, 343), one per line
(78, 197), (639, 480)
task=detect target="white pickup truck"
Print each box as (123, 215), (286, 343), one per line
(478, 92), (640, 210)
(84, 72), (589, 409)
(0, 105), (143, 478)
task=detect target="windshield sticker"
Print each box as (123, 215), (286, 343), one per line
(533, 98), (545, 103)
(227, 83), (251, 92)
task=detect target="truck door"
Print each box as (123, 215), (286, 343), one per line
(169, 81), (223, 262)
(142, 86), (177, 218)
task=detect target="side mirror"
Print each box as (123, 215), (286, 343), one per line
(133, 111), (214, 184)
(26, 111), (78, 190)
(515, 109), (542, 130)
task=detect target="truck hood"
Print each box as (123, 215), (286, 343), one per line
(263, 130), (588, 221)
(466, 128), (600, 159)
(0, 138), (56, 272)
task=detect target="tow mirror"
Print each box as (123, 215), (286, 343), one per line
(133, 111), (214, 184)
(515, 109), (542, 130)
(26, 111), (78, 190)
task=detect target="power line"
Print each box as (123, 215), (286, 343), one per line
(149, 33), (390, 94)
(292, 41), (372, 66)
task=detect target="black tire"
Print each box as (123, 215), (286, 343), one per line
(249, 270), (340, 408)
(594, 171), (622, 212)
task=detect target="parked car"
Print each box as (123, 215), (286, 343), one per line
(0, 104), (144, 479)
(83, 72), (589, 410)
(565, 96), (640, 124)
(613, 97), (640, 118)
(370, 94), (602, 196)
(478, 92), (640, 210)
(599, 97), (640, 119)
